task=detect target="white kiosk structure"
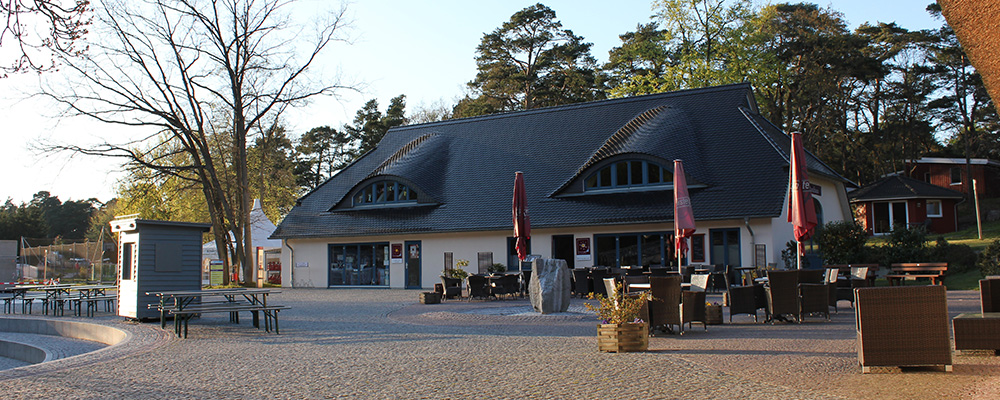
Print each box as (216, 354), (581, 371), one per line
(110, 218), (211, 320)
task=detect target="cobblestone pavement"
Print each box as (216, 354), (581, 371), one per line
(0, 289), (997, 399)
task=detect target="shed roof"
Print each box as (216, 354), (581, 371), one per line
(848, 175), (965, 202)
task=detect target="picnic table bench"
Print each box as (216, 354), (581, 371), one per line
(146, 288), (288, 338)
(886, 263), (948, 286)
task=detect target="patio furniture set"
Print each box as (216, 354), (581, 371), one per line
(0, 283), (117, 317)
(439, 271), (531, 301)
(146, 288), (288, 338)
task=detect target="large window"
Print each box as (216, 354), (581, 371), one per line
(584, 160), (671, 191)
(594, 232), (673, 267)
(328, 243), (390, 286)
(353, 180), (418, 207)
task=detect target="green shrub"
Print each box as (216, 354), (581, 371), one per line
(880, 225), (929, 265)
(930, 237), (978, 275)
(978, 240), (1000, 278)
(815, 221), (868, 264)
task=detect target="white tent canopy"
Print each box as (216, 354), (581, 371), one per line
(202, 199), (281, 260)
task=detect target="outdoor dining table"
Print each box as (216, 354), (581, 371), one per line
(2, 284), (74, 314)
(69, 284), (117, 316)
(146, 288), (278, 337)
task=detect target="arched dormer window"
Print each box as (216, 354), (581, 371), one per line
(584, 160), (672, 191)
(353, 180), (419, 207)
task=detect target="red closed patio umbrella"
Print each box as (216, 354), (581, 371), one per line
(513, 171), (531, 263)
(788, 132), (818, 269)
(673, 160), (696, 268)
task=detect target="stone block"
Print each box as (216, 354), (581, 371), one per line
(529, 258), (571, 314)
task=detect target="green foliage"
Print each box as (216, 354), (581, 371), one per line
(878, 225), (929, 265)
(0, 198), (48, 240)
(457, 3), (605, 118)
(342, 95), (408, 155)
(978, 240), (1000, 278)
(443, 267), (469, 280)
(781, 240), (811, 269)
(294, 125), (353, 191)
(815, 221), (869, 264)
(487, 263), (507, 274)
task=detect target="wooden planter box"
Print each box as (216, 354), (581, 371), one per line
(706, 305), (723, 325)
(597, 322), (648, 352)
(419, 292), (441, 304)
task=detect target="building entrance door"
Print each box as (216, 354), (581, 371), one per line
(405, 241), (421, 289)
(551, 235), (575, 268)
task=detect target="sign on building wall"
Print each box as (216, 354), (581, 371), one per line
(391, 243), (403, 263)
(576, 238), (591, 261)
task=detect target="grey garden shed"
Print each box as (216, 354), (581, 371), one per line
(110, 218), (211, 320)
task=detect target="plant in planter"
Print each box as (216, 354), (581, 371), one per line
(585, 281), (653, 352)
(443, 259), (470, 280)
(487, 263), (507, 274)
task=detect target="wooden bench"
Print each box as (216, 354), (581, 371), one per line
(151, 302), (290, 338)
(72, 295), (118, 317)
(886, 263), (948, 286)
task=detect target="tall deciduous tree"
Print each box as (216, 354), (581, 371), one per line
(38, 0), (353, 284)
(455, 3), (604, 118)
(0, 0), (90, 76)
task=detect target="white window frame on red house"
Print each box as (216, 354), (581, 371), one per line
(926, 200), (943, 218)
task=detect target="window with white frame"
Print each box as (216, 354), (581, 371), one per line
(926, 200), (943, 218)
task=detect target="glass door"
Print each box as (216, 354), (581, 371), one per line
(709, 228), (741, 268)
(405, 241), (421, 289)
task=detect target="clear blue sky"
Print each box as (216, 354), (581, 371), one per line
(0, 0), (943, 205)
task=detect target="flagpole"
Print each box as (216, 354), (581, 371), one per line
(796, 240), (802, 270)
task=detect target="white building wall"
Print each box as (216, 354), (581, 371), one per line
(280, 176), (852, 289)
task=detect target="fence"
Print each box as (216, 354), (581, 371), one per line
(18, 240), (117, 283)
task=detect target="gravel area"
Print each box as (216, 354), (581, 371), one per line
(0, 289), (997, 399)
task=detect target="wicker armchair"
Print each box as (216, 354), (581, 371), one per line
(624, 275), (649, 293)
(765, 270), (801, 323)
(825, 268), (840, 313)
(467, 275), (492, 300)
(855, 285), (952, 372)
(725, 273), (760, 322)
(440, 276), (462, 300)
(591, 269), (611, 297)
(648, 276), (682, 334)
(690, 274), (710, 292)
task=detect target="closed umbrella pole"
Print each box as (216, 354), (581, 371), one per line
(788, 132), (818, 270)
(673, 160), (696, 272)
(513, 171), (531, 269)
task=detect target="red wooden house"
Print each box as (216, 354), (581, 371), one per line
(849, 175), (964, 235)
(908, 157), (1000, 198)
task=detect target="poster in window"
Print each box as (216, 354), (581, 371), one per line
(391, 243), (403, 263)
(576, 238), (591, 261)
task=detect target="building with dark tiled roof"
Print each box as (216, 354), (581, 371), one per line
(271, 83), (854, 289)
(849, 175), (965, 235)
(906, 157), (1000, 198)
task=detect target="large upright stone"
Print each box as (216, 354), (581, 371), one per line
(529, 258), (571, 314)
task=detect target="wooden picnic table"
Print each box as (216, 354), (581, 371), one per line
(886, 263), (948, 286)
(1, 284), (74, 315)
(146, 288), (287, 338)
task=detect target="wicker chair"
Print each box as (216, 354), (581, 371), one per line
(572, 269), (591, 298)
(690, 274), (710, 292)
(825, 268), (840, 313)
(708, 264), (728, 292)
(765, 270), (801, 323)
(981, 278), (1000, 313)
(648, 276), (682, 334)
(624, 275), (649, 293)
(725, 273), (760, 322)
(591, 269), (611, 297)
(682, 291), (707, 331)
(440, 276), (463, 300)
(467, 275), (492, 300)
(799, 269), (831, 321)
(837, 266), (870, 307)
(855, 285), (952, 372)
